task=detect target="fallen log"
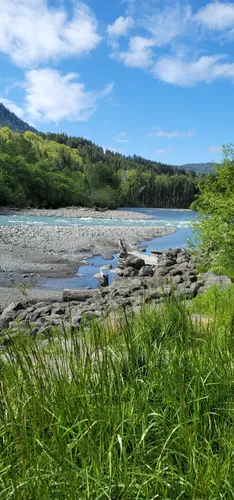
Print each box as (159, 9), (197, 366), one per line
(119, 240), (159, 266)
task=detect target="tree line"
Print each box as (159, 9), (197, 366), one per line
(0, 127), (200, 209)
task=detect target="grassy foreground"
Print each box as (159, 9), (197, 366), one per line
(1, 288), (234, 499)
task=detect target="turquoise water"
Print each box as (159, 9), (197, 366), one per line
(0, 208), (197, 290)
(0, 208), (195, 229)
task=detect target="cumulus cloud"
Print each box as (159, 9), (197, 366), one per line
(108, 2), (234, 87)
(0, 0), (101, 67)
(150, 128), (195, 138)
(119, 131), (127, 136)
(196, 2), (234, 30)
(153, 54), (234, 86)
(23, 68), (113, 123)
(116, 36), (154, 68)
(107, 16), (134, 37)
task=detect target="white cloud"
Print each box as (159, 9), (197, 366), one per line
(107, 16), (134, 37)
(121, 0), (136, 17)
(196, 2), (234, 30)
(153, 54), (234, 86)
(99, 82), (115, 97)
(115, 138), (129, 143)
(103, 146), (124, 154)
(23, 68), (113, 123)
(0, 97), (24, 118)
(156, 148), (172, 154)
(114, 131), (129, 143)
(116, 36), (154, 68)
(143, 3), (192, 47)
(208, 145), (222, 153)
(0, 0), (101, 67)
(150, 128), (195, 138)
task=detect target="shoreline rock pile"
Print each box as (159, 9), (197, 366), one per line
(0, 248), (232, 342)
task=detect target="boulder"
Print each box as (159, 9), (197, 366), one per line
(1, 302), (24, 319)
(125, 255), (145, 270)
(122, 267), (139, 278)
(200, 272), (232, 290)
(139, 266), (154, 277)
(158, 258), (175, 268)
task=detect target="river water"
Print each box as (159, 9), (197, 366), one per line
(0, 208), (197, 290)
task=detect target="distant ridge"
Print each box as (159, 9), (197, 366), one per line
(0, 103), (216, 174)
(180, 163), (215, 174)
(0, 103), (38, 133)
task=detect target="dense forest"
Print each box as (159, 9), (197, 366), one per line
(0, 126), (201, 209)
(0, 104), (37, 134)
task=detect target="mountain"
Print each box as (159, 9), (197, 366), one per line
(180, 163), (215, 174)
(0, 103), (215, 175)
(0, 103), (38, 133)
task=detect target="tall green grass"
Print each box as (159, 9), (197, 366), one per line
(1, 289), (234, 499)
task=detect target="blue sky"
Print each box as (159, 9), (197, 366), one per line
(0, 0), (234, 165)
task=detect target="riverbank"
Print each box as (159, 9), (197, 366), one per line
(0, 208), (175, 308)
(0, 207), (154, 220)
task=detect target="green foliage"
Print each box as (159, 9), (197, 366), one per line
(88, 186), (122, 209)
(191, 144), (234, 272)
(1, 290), (234, 497)
(189, 197), (200, 211)
(0, 126), (200, 209)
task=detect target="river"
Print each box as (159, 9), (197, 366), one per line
(21, 208), (195, 291)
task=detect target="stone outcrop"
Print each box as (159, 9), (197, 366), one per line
(0, 248), (232, 343)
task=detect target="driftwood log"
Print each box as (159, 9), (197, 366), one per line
(118, 239), (159, 267)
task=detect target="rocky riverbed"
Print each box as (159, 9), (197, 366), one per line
(0, 207), (154, 220)
(0, 208), (175, 306)
(0, 248), (232, 342)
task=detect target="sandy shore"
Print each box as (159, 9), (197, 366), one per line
(0, 207), (175, 308)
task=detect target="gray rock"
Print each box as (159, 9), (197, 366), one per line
(171, 275), (183, 286)
(158, 258), (174, 268)
(101, 253), (114, 260)
(154, 267), (169, 277)
(200, 272), (232, 290)
(1, 302), (24, 319)
(16, 310), (28, 321)
(177, 254), (191, 264)
(125, 255), (145, 270)
(82, 310), (102, 321)
(0, 317), (9, 332)
(72, 315), (82, 327)
(176, 263), (194, 274)
(122, 267), (139, 278)
(168, 248), (183, 256)
(139, 266), (153, 277)
(169, 267), (183, 276)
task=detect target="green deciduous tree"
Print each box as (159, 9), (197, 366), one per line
(191, 144), (234, 271)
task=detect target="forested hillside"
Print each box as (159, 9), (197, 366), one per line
(181, 162), (214, 174)
(0, 127), (200, 209)
(0, 104), (38, 134)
